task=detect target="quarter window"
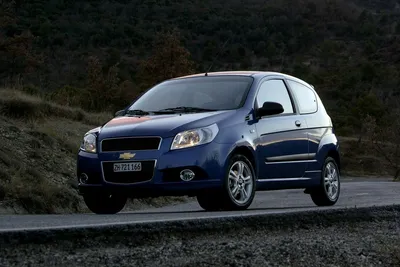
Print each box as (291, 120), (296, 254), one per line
(287, 80), (317, 114)
(256, 79), (294, 114)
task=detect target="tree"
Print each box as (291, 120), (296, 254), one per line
(364, 109), (400, 180)
(0, 0), (41, 85)
(0, 0), (16, 27)
(85, 56), (119, 111)
(83, 56), (136, 111)
(136, 30), (195, 90)
(350, 92), (385, 144)
(50, 55), (137, 111)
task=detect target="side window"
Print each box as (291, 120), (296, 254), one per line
(256, 79), (294, 114)
(287, 80), (317, 114)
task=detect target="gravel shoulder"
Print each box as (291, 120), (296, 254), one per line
(1, 205), (399, 267)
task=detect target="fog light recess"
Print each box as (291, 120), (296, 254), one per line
(180, 169), (195, 181)
(79, 173), (89, 184)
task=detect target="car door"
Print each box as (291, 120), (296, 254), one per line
(254, 78), (309, 180)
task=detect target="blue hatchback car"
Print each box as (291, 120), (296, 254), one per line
(77, 71), (341, 214)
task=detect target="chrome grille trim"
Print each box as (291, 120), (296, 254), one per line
(100, 136), (162, 152)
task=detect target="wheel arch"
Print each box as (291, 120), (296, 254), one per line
(316, 144), (341, 174)
(226, 144), (257, 176)
(316, 132), (340, 172)
(326, 149), (341, 173)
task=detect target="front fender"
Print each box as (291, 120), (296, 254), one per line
(223, 140), (258, 177)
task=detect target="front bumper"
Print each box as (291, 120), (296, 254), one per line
(77, 137), (232, 197)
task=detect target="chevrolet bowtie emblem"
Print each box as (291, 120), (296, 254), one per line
(119, 152), (136, 160)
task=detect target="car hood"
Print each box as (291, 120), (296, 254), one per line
(97, 110), (236, 140)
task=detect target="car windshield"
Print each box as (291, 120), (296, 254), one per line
(127, 76), (254, 113)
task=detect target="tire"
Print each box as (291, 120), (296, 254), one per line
(196, 154), (256, 211)
(221, 154), (256, 210)
(196, 191), (223, 211)
(83, 193), (127, 214)
(198, 154), (256, 211)
(310, 156), (340, 206)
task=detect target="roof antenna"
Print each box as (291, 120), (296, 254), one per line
(205, 36), (231, 76)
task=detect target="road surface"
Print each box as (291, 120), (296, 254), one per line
(0, 178), (399, 232)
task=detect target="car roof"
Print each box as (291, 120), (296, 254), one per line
(174, 71), (314, 89)
(175, 71), (260, 78)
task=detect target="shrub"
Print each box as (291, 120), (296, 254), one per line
(49, 85), (88, 108)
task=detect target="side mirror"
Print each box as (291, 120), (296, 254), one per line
(257, 102), (284, 117)
(114, 110), (125, 117)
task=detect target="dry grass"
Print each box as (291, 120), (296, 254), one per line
(5, 167), (82, 214)
(0, 89), (112, 213)
(0, 88), (191, 214)
(0, 144), (84, 213)
(0, 88), (112, 126)
(339, 136), (400, 179)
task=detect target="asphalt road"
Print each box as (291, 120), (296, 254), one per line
(0, 178), (399, 232)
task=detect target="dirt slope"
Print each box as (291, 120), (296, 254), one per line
(0, 89), (190, 214)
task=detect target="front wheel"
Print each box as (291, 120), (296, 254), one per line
(223, 154), (256, 210)
(197, 154), (256, 211)
(310, 156), (340, 206)
(196, 192), (223, 211)
(83, 193), (127, 214)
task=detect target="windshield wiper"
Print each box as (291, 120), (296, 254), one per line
(125, 109), (151, 115)
(155, 106), (217, 113)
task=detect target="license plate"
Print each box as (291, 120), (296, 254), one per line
(113, 162), (142, 172)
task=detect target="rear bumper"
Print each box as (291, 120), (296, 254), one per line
(77, 139), (232, 197)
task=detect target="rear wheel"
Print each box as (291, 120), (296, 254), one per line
(83, 193), (127, 214)
(310, 156), (340, 206)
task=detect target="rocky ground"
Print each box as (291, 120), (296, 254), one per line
(3, 222), (399, 266)
(1, 206), (399, 267)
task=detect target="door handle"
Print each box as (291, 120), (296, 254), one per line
(295, 120), (301, 127)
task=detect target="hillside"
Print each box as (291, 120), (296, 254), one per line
(1, 0), (400, 135)
(0, 89), (190, 214)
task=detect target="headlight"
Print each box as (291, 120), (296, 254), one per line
(171, 123), (219, 150)
(80, 133), (97, 153)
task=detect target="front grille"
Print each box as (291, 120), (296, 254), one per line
(101, 137), (161, 152)
(102, 160), (156, 184)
